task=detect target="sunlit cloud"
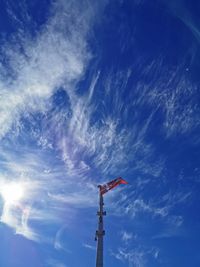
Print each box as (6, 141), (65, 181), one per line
(0, 0), (93, 139)
(0, 144), (99, 241)
(0, 181), (24, 204)
(0, 0), (101, 241)
(0, 1), (196, 262)
(0, 176), (40, 240)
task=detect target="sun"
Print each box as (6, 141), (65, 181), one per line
(0, 182), (24, 204)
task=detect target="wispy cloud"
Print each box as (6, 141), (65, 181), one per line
(164, 0), (200, 45)
(54, 225), (72, 253)
(123, 198), (169, 218)
(0, 0), (93, 139)
(111, 246), (159, 267)
(145, 60), (200, 137)
(108, 184), (191, 239)
(121, 230), (133, 243)
(83, 243), (96, 250)
(58, 66), (166, 179)
(0, 145), (98, 241)
(0, 1), (196, 257)
(0, 0), (101, 241)
(46, 258), (67, 267)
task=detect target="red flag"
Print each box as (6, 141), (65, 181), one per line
(99, 177), (128, 195)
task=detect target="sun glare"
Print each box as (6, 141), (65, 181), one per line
(0, 182), (24, 204)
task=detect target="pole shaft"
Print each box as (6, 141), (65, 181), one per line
(96, 191), (105, 267)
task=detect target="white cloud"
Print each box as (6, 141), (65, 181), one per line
(112, 246), (159, 267)
(0, 145), (97, 241)
(112, 248), (146, 267)
(146, 60), (200, 137)
(0, 0), (92, 139)
(0, 0), (105, 241)
(83, 243), (96, 250)
(124, 198), (169, 218)
(108, 187), (190, 235)
(121, 230), (133, 243)
(54, 225), (72, 253)
(46, 258), (67, 267)
(57, 67), (165, 179)
(0, 1), (195, 254)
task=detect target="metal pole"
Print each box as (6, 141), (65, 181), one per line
(95, 187), (106, 267)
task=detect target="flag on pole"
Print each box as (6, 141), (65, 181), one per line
(99, 177), (128, 195)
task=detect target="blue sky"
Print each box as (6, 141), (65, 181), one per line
(0, 0), (200, 266)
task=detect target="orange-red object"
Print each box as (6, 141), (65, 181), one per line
(99, 177), (128, 195)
